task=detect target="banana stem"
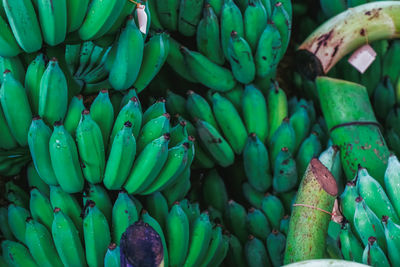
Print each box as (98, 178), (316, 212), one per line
(297, 1), (400, 80)
(284, 158), (337, 264)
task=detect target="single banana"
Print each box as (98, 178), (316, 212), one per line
(136, 113), (170, 153)
(166, 90), (187, 117)
(169, 120), (188, 148)
(0, 55), (25, 84)
(267, 83), (288, 141)
(246, 207), (271, 241)
(109, 16), (144, 91)
(25, 53), (46, 115)
(271, 2), (291, 59)
(266, 230), (286, 267)
(0, 15), (21, 57)
(107, 0), (135, 34)
(25, 218), (63, 267)
(3, 0), (43, 53)
(242, 183), (264, 209)
(339, 221), (363, 262)
(228, 31), (256, 84)
(269, 117), (296, 167)
(224, 200), (248, 243)
(202, 169), (228, 212)
(166, 202), (190, 267)
(38, 58), (68, 126)
(295, 132), (321, 177)
(64, 95), (85, 136)
(178, 0), (205, 36)
(66, 0), (89, 32)
(0, 206), (15, 241)
(37, 0), (67, 46)
(144, 192), (169, 230)
(385, 155), (400, 217)
(196, 4), (224, 65)
(244, 134), (272, 192)
(382, 216), (400, 266)
(156, 0), (179, 31)
(29, 188), (54, 231)
(124, 134), (170, 194)
(49, 122), (84, 194)
(83, 183), (113, 224)
(0, 70), (32, 146)
(0, 104), (17, 149)
(245, 235), (271, 267)
(83, 201), (111, 267)
(111, 191), (138, 245)
(362, 236), (390, 266)
(373, 77), (395, 121)
(186, 90), (219, 130)
(28, 117), (58, 186)
(181, 46), (236, 92)
(273, 147), (297, 193)
(104, 121), (137, 190)
(8, 203), (30, 244)
(147, 0), (163, 30)
(244, 0), (268, 52)
(142, 99), (166, 126)
(200, 225), (226, 266)
(289, 105), (311, 152)
(52, 208), (86, 267)
(225, 234), (247, 267)
(261, 193), (284, 230)
(90, 90), (114, 148)
(133, 32), (170, 93)
(76, 109), (106, 184)
(220, 0), (244, 60)
(27, 162), (50, 197)
(1, 240), (38, 267)
(104, 243), (120, 267)
(166, 37), (197, 82)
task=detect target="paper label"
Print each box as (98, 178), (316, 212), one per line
(348, 44), (377, 74)
(136, 4), (147, 34)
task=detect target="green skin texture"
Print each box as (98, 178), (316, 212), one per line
(220, 0), (243, 60)
(27, 162), (50, 197)
(383, 217), (400, 266)
(261, 194), (284, 230)
(385, 155), (400, 218)
(136, 114), (170, 153)
(339, 223), (363, 262)
(0, 71), (32, 146)
(64, 96), (85, 136)
(267, 230), (286, 267)
(246, 208), (271, 241)
(166, 38), (197, 82)
(202, 169), (229, 212)
(2, 240), (38, 267)
(25, 54), (46, 115)
(166, 203), (189, 267)
(290, 107), (311, 153)
(169, 122), (188, 148)
(83, 184), (113, 224)
(242, 182), (264, 209)
(0, 207), (15, 241)
(112, 192), (138, 245)
(8, 204), (30, 244)
(296, 133), (322, 178)
(30, 188), (54, 231)
(244, 0), (267, 52)
(187, 91), (219, 130)
(225, 234), (246, 267)
(228, 32), (256, 84)
(142, 101), (166, 126)
(104, 245), (120, 267)
(156, 0), (179, 31)
(269, 119), (296, 168)
(90, 90), (114, 148)
(0, 15), (21, 57)
(0, 104), (17, 149)
(37, 0), (67, 46)
(362, 239), (389, 266)
(317, 77), (390, 185)
(0, 56), (25, 85)
(224, 200), (248, 244)
(267, 86), (288, 142)
(245, 237), (270, 267)
(273, 148), (297, 193)
(178, 0), (205, 36)
(162, 168), (191, 206)
(66, 0), (89, 33)
(144, 192), (169, 230)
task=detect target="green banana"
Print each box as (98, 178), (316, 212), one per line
(124, 134), (170, 194)
(8, 203), (30, 244)
(202, 169), (228, 212)
(273, 147), (297, 193)
(271, 2), (291, 60)
(144, 192), (169, 230)
(27, 162), (50, 197)
(133, 32), (170, 92)
(289, 105), (311, 152)
(339, 221), (363, 262)
(201, 225), (229, 266)
(353, 196), (387, 253)
(267, 83), (288, 141)
(6, 181), (30, 208)
(83, 201), (111, 267)
(362, 236), (390, 266)
(64, 95), (85, 136)
(66, 0), (89, 32)
(0, 206), (15, 240)
(245, 235), (270, 267)
(0, 104), (17, 149)
(244, 0), (268, 52)
(156, 0), (179, 31)
(296, 132), (322, 177)
(166, 90), (187, 117)
(339, 180), (358, 224)
(225, 234), (246, 267)
(107, 0), (135, 34)
(0, 55), (25, 84)
(181, 46), (236, 92)
(261, 193), (284, 230)
(103, 121), (136, 190)
(0, 70), (32, 146)
(242, 183), (264, 209)
(38, 58), (68, 126)
(29, 188), (53, 231)
(196, 4), (224, 65)
(76, 110), (105, 184)
(3, 0), (43, 53)
(147, 0), (163, 30)
(382, 40), (400, 86)
(90, 90), (114, 148)
(109, 16), (144, 91)
(244, 133), (272, 192)
(65, 44), (81, 74)
(136, 113), (170, 153)
(166, 37), (197, 82)
(220, 0), (243, 60)
(196, 119), (234, 167)
(385, 154), (400, 217)
(178, 0), (204, 36)
(382, 216), (400, 266)
(83, 183), (113, 224)
(186, 90), (219, 130)
(208, 0), (223, 16)
(142, 99), (166, 126)
(28, 117), (58, 186)
(162, 168), (191, 206)
(0, 15), (21, 57)
(280, 215), (290, 235)
(1, 240), (38, 267)
(49, 122), (84, 194)
(25, 218), (63, 267)
(169, 120), (188, 148)
(25, 53), (45, 115)
(112, 191), (138, 245)
(242, 84), (268, 143)
(166, 202), (190, 267)
(37, 0), (67, 46)
(319, 0), (346, 18)
(223, 83), (243, 111)
(183, 212), (213, 266)
(52, 208), (86, 267)
(319, 145), (343, 192)
(266, 230), (286, 267)
(224, 200), (248, 243)
(78, 0), (125, 40)
(228, 31), (256, 84)
(373, 77), (396, 121)
(269, 117), (296, 167)
(104, 243), (120, 267)
(246, 207), (271, 241)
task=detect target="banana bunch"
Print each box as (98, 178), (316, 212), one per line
(336, 155), (400, 265)
(163, 0), (292, 90)
(27, 88), (195, 195)
(0, 0), (153, 56)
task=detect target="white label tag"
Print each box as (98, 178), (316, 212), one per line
(348, 44), (377, 74)
(136, 4), (147, 34)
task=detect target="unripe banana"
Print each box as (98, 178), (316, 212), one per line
(319, 145), (343, 191)
(196, 4), (224, 65)
(296, 132), (322, 177)
(111, 191), (138, 245)
(107, 0), (135, 35)
(246, 207), (271, 240)
(27, 162), (50, 197)
(186, 90), (219, 130)
(228, 31), (256, 84)
(242, 183), (264, 209)
(0, 55), (25, 84)
(162, 168), (191, 206)
(245, 235), (270, 267)
(66, 0), (89, 32)
(202, 169), (229, 212)
(271, 2), (291, 60)
(52, 208), (86, 267)
(25, 53), (45, 115)
(166, 202), (190, 267)
(38, 58), (68, 126)
(382, 40), (400, 86)
(0, 206), (14, 240)
(25, 218), (63, 267)
(269, 117), (296, 167)
(280, 215), (290, 235)
(37, 0), (67, 46)
(178, 0), (204, 36)
(362, 236), (390, 266)
(200, 225), (227, 266)
(385, 154), (400, 217)
(212, 92), (247, 154)
(104, 121), (136, 190)
(273, 147), (297, 193)
(319, 0), (346, 18)
(1, 240), (38, 267)
(261, 193), (284, 230)
(76, 109), (106, 184)
(0, 70), (32, 146)
(83, 183), (113, 225)
(136, 113), (170, 153)
(8, 203), (30, 244)
(49, 122), (84, 193)
(29, 188), (53, 231)
(83, 201), (111, 267)
(290, 105), (311, 152)
(104, 243), (120, 267)
(266, 229), (286, 267)
(339, 221), (363, 262)
(373, 77), (396, 121)
(0, 15), (21, 57)
(166, 90), (187, 117)
(90, 90), (114, 148)
(220, 0), (244, 60)
(64, 95), (85, 136)
(224, 200), (248, 243)
(225, 234), (246, 267)
(340, 180), (358, 224)
(0, 104), (17, 150)
(169, 120), (188, 148)
(244, 0), (268, 52)
(109, 16), (144, 91)
(181, 46), (236, 92)
(166, 37), (197, 82)
(267, 84), (288, 141)
(3, 0), (43, 53)
(124, 134), (170, 194)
